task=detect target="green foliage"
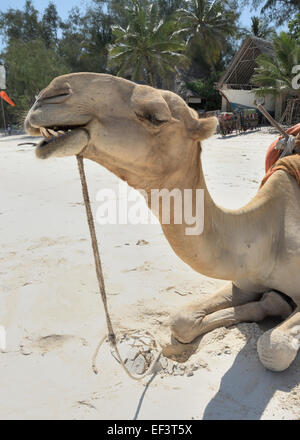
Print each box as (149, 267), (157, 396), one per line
(239, 15), (276, 40)
(2, 39), (68, 124)
(0, 0), (41, 43)
(41, 1), (60, 48)
(176, 0), (240, 76)
(240, 0), (299, 26)
(261, 0), (299, 26)
(0, 1), (113, 123)
(186, 78), (221, 110)
(288, 12), (300, 41)
(0, 0), (298, 125)
(58, 6), (113, 73)
(156, 0), (186, 19)
(249, 16), (275, 38)
(108, 0), (189, 87)
(252, 32), (300, 97)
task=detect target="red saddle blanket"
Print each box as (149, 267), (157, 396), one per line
(260, 123), (300, 188)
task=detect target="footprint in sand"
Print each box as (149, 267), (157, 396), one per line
(123, 261), (152, 273)
(20, 334), (88, 356)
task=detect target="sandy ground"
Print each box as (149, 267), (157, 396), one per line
(0, 128), (299, 420)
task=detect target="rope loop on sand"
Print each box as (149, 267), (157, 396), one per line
(76, 155), (162, 381)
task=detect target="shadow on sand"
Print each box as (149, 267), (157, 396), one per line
(134, 318), (299, 420)
(217, 129), (261, 140)
(202, 319), (300, 420)
(133, 373), (157, 420)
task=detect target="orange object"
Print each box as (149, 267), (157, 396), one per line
(265, 123), (300, 172)
(0, 91), (15, 107)
(261, 123), (300, 188)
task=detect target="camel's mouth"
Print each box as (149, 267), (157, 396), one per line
(35, 124), (90, 159)
(38, 124), (85, 147)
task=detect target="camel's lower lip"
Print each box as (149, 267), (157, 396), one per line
(37, 124), (87, 147)
(38, 130), (73, 148)
(35, 127), (90, 159)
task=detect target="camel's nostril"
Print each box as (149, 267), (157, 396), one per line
(39, 90), (72, 105)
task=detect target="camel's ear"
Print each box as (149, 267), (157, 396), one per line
(189, 116), (218, 141)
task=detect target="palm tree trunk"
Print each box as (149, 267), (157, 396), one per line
(202, 32), (217, 77)
(146, 57), (155, 87)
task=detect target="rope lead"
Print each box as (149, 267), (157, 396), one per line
(76, 155), (161, 381)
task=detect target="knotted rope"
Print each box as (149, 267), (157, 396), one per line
(76, 155), (162, 380)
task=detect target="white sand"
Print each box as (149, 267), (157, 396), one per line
(0, 129), (299, 420)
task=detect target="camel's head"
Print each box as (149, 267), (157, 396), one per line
(25, 73), (217, 187)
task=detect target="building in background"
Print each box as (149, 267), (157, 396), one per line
(217, 36), (297, 121)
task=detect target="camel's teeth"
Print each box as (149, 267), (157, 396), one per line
(40, 127), (50, 138)
(48, 129), (59, 137)
(58, 130), (65, 135)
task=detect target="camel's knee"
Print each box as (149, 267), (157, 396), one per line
(257, 327), (300, 372)
(170, 308), (204, 344)
(260, 291), (293, 319)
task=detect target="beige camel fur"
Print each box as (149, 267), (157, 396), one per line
(25, 73), (300, 372)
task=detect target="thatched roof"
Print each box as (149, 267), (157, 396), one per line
(217, 36), (274, 89)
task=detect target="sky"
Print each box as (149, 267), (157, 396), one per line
(0, 0), (89, 20)
(0, 0), (256, 27)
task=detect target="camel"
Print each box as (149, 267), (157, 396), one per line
(24, 73), (300, 372)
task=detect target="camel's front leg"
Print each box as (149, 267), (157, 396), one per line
(171, 290), (293, 344)
(257, 307), (300, 371)
(171, 282), (262, 343)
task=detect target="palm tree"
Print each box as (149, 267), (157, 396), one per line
(241, 0), (299, 26)
(249, 16), (274, 39)
(108, 0), (188, 87)
(176, 0), (239, 76)
(261, 0), (299, 26)
(252, 32), (300, 98)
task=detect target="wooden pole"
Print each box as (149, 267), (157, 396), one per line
(256, 103), (288, 141)
(218, 88), (234, 113)
(0, 93), (6, 133)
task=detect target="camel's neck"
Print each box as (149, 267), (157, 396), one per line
(143, 148), (225, 278)
(144, 146), (277, 281)
(86, 140), (278, 282)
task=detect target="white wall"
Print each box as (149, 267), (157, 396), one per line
(221, 88), (275, 112)
(0, 65), (6, 89)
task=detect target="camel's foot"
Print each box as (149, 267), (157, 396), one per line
(257, 328), (299, 372)
(170, 306), (206, 344)
(257, 308), (300, 372)
(171, 291), (293, 345)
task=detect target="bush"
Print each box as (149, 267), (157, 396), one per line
(186, 78), (221, 111)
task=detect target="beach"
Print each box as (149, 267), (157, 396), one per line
(0, 128), (299, 420)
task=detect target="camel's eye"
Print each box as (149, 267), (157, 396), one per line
(145, 113), (167, 126)
(136, 112), (167, 126)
